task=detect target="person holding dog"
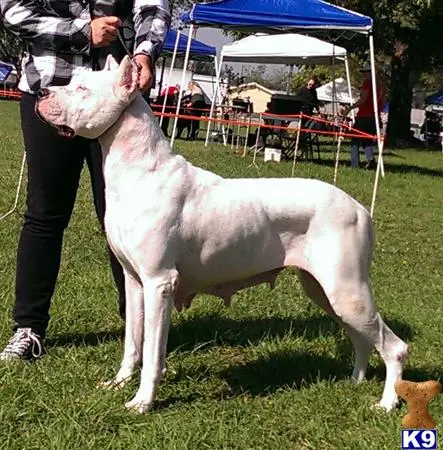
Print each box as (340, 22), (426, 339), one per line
(0, 0), (171, 360)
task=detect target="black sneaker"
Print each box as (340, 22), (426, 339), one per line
(0, 328), (45, 361)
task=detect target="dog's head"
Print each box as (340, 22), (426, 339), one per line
(36, 55), (139, 139)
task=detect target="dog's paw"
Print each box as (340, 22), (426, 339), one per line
(125, 397), (152, 414)
(371, 400), (398, 412)
(97, 378), (128, 390)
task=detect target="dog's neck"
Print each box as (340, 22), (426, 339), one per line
(98, 94), (172, 169)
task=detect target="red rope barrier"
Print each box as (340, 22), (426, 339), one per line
(0, 89), (21, 100)
(155, 110), (382, 141)
(0, 90), (381, 142)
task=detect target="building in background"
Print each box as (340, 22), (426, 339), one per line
(227, 82), (285, 113)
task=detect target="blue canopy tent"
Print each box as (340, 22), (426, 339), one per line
(0, 61), (13, 82)
(171, 0), (384, 218)
(181, 0), (372, 32)
(163, 29), (216, 60)
(158, 29), (216, 126)
(425, 91), (443, 110)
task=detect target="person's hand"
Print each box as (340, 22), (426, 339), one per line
(133, 54), (153, 92)
(90, 16), (121, 48)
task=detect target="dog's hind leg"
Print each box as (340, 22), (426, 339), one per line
(326, 281), (407, 411)
(125, 269), (179, 413)
(303, 237), (408, 411)
(297, 269), (373, 382)
(100, 271), (144, 390)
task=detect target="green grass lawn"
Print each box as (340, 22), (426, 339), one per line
(0, 99), (442, 449)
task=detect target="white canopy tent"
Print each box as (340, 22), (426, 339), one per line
(220, 33), (347, 65)
(317, 77), (358, 105)
(212, 33), (355, 135)
(212, 35), (355, 182)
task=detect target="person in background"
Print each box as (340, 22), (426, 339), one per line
(341, 63), (385, 169)
(420, 111), (442, 145)
(0, 0), (171, 361)
(158, 83), (179, 136)
(161, 83), (180, 99)
(184, 81), (206, 140)
(296, 77), (320, 129)
(245, 96), (254, 114)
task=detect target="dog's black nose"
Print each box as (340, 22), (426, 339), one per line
(37, 88), (49, 98)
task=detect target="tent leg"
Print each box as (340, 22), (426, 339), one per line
(369, 32), (385, 218)
(291, 122), (301, 177)
(242, 116), (251, 157)
(160, 29), (181, 128)
(344, 56), (355, 122)
(333, 124), (344, 186)
(205, 54), (224, 147)
(171, 25), (194, 149)
(249, 113), (263, 168)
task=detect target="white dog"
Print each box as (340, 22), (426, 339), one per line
(36, 55), (408, 414)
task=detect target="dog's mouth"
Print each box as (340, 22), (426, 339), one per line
(35, 97), (76, 139)
(55, 124), (76, 139)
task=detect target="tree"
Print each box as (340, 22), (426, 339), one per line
(333, 0), (443, 146)
(0, 25), (24, 82)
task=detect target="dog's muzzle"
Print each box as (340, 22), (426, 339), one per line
(35, 91), (76, 139)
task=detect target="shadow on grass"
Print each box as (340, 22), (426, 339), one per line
(46, 328), (124, 348)
(46, 313), (414, 354)
(45, 313), (443, 406)
(218, 351), (443, 399)
(295, 151), (443, 177)
(154, 360), (443, 410)
(220, 349), (353, 396)
(381, 162), (443, 178)
(167, 314), (414, 351)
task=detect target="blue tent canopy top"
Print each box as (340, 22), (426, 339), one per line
(162, 29), (216, 59)
(425, 91), (443, 106)
(181, 0), (372, 32)
(0, 61), (13, 83)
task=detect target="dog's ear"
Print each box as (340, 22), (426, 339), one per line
(114, 55), (138, 99)
(104, 54), (119, 71)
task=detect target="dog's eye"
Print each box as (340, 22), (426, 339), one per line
(77, 85), (88, 92)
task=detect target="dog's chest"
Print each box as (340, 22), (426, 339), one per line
(104, 208), (140, 271)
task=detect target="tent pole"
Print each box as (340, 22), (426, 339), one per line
(158, 57), (166, 97)
(344, 56), (355, 122)
(160, 28), (181, 128)
(369, 32), (385, 218)
(213, 55), (228, 146)
(205, 53), (224, 147)
(171, 25), (194, 149)
(331, 46), (336, 121)
(286, 64), (294, 94)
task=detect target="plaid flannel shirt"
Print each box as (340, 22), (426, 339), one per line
(0, 0), (170, 93)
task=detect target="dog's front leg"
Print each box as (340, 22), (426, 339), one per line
(125, 269), (179, 413)
(100, 271), (143, 390)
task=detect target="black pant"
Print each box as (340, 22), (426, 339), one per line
(14, 93), (126, 337)
(351, 116), (377, 147)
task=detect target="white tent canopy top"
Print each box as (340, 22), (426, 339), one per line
(317, 77), (358, 104)
(221, 33), (347, 65)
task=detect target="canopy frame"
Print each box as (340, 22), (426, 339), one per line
(168, 0), (385, 217)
